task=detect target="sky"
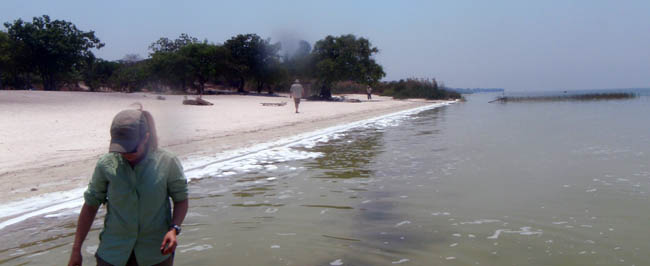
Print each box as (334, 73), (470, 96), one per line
(2, 0), (649, 91)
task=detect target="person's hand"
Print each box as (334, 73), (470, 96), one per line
(68, 249), (82, 266)
(160, 229), (177, 255)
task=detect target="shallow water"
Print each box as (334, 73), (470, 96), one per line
(2, 94), (650, 265)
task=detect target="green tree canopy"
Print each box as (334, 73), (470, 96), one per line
(148, 34), (201, 93)
(178, 43), (229, 95)
(0, 31), (10, 89)
(149, 33), (199, 54)
(224, 34), (282, 93)
(4, 15), (103, 90)
(282, 40), (313, 82)
(82, 57), (120, 91)
(312, 34), (385, 99)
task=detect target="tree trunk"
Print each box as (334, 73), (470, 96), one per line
(319, 85), (332, 100)
(237, 77), (245, 93)
(256, 81), (263, 94)
(41, 73), (49, 90)
(198, 82), (204, 96)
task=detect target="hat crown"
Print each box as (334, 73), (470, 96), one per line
(109, 109), (146, 153)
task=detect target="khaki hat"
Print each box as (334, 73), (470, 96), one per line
(109, 109), (147, 153)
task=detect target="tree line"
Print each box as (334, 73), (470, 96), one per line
(0, 15), (459, 100)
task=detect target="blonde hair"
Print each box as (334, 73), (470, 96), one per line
(131, 102), (159, 152)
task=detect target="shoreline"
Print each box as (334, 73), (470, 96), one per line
(0, 99), (454, 230)
(0, 90), (448, 203)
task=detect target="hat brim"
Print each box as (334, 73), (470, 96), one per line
(109, 138), (139, 153)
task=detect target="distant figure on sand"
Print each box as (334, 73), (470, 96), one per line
(289, 79), (304, 113)
(366, 85), (373, 100)
(68, 107), (188, 266)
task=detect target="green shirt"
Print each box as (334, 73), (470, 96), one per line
(84, 149), (188, 266)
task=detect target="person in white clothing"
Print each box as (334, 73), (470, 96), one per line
(289, 79), (304, 113)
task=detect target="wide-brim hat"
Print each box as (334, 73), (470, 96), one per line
(109, 109), (147, 153)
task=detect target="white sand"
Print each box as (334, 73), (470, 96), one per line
(0, 90), (436, 203)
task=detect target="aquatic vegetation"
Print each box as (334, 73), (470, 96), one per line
(491, 92), (638, 103)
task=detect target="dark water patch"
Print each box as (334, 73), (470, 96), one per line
(0, 242), (69, 265)
(232, 192), (261, 197)
(235, 175), (270, 183)
(231, 203), (284, 207)
(231, 221), (260, 225)
(188, 193), (223, 200)
(348, 188), (367, 191)
(322, 234), (362, 242)
(357, 201), (399, 222)
(301, 205), (354, 209)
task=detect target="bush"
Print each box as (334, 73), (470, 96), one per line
(379, 78), (461, 100)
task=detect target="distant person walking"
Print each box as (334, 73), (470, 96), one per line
(366, 85), (373, 100)
(289, 79), (304, 113)
(68, 106), (189, 266)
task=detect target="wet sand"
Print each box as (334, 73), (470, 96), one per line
(0, 90), (435, 204)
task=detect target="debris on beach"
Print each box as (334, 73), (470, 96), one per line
(183, 96), (213, 106)
(156, 95), (166, 100)
(260, 102), (287, 106)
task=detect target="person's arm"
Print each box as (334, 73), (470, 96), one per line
(68, 203), (100, 266)
(160, 199), (188, 255)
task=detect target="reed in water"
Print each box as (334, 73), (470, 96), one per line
(491, 92), (637, 103)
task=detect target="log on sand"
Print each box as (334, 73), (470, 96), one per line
(183, 96), (213, 105)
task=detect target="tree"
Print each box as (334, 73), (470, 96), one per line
(253, 40), (282, 94)
(4, 15), (103, 90)
(149, 33), (199, 54)
(0, 31), (10, 89)
(177, 43), (229, 95)
(109, 60), (150, 93)
(120, 54), (143, 65)
(82, 57), (120, 91)
(311, 34), (385, 99)
(148, 34), (201, 93)
(224, 34), (281, 93)
(282, 40), (313, 83)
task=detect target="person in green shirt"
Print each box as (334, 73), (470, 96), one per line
(68, 107), (189, 266)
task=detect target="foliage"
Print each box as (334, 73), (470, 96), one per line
(177, 43), (228, 95)
(82, 57), (120, 91)
(379, 78), (461, 100)
(311, 34), (385, 99)
(0, 31), (15, 89)
(3, 15), (103, 90)
(109, 60), (151, 93)
(1, 15), (398, 96)
(223, 34), (282, 93)
(148, 34), (200, 93)
(149, 33), (199, 54)
(282, 40), (313, 81)
(329, 81), (369, 94)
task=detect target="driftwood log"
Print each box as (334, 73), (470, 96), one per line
(260, 102), (287, 106)
(183, 96), (213, 105)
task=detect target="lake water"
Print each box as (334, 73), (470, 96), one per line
(1, 91), (650, 265)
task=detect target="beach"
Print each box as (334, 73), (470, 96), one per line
(0, 90), (435, 204)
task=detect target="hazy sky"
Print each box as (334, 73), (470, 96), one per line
(2, 0), (649, 91)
